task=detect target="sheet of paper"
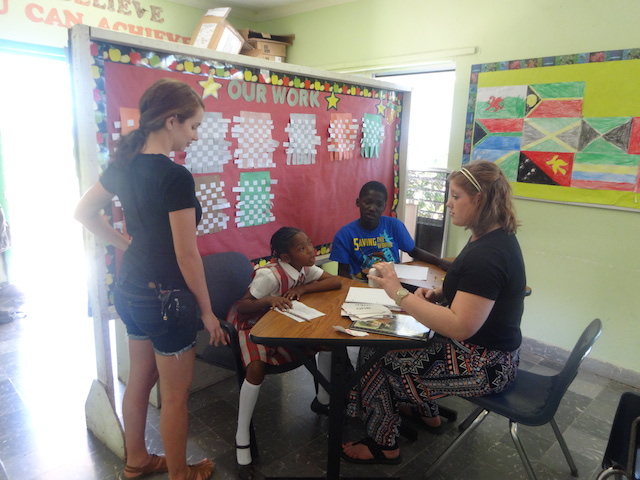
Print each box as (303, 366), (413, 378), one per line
(341, 302), (393, 319)
(344, 287), (396, 308)
(333, 325), (369, 337)
(276, 300), (325, 323)
(394, 264), (429, 281)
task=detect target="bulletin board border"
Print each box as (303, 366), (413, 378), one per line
(462, 48), (640, 212)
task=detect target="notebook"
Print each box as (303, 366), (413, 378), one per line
(349, 313), (433, 341)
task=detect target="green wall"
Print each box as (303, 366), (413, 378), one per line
(252, 0), (640, 374)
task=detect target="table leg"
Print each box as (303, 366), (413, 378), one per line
(286, 346), (402, 480)
(326, 346), (350, 479)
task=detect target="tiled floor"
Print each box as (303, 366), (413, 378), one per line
(0, 297), (637, 480)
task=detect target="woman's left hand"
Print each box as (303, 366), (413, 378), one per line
(201, 311), (228, 346)
(367, 262), (402, 300)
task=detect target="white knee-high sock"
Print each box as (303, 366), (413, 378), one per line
(236, 380), (261, 465)
(316, 351), (331, 405)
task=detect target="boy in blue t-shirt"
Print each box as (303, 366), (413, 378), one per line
(330, 181), (451, 279)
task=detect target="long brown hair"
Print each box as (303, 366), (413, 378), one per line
(112, 78), (205, 166)
(449, 160), (519, 235)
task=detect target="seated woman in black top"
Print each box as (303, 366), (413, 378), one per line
(342, 160), (527, 465)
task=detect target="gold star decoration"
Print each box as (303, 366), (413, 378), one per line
(376, 99), (387, 115)
(325, 91), (340, 110)
(199, 74), (223, 100)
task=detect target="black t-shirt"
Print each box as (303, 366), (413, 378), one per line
(442, 228), (526, 351)
(100, 153), (202, 286)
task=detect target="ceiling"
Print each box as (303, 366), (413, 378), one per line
(168, 0), (356, 22)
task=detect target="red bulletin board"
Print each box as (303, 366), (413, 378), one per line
(94, 41), (407, 264)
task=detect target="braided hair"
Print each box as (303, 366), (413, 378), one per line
(270, 227), (303, 258)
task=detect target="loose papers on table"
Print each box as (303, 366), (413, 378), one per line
(341, 285), (433, 341)
(276, 300), (325, 323)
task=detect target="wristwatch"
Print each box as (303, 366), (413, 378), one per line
(395, 287), (410, 306)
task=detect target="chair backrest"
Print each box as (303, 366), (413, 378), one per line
(602, 391), (640, 476)
(546, 318), (602, 411)
(202, 251), (254, 319)
(631, 417), (640, 479)
(197, 252), (254, 376)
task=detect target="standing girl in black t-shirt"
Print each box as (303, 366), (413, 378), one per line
(75, 79), (224, 480)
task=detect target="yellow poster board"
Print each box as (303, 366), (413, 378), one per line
(464, 51), (640, 211)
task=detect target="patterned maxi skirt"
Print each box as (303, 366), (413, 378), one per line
(347, 339), (520, 447)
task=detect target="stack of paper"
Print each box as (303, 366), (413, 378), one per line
(341, 302), (393, 320)
(344, 286), (397, 309)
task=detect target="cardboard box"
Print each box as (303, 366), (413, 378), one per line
(189, 7), (244, 55)
(239, 28), (294, 59)
(240, 48), (285, 63)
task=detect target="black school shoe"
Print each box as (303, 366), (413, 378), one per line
(310, 397), (330, 415)
(237, 464), (265, 480)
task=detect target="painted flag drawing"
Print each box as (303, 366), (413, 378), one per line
(472, 85), (527, 173)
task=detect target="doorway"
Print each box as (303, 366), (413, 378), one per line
(0, 47), (88, 321)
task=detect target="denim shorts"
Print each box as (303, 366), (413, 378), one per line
(114, 278), (198, 356)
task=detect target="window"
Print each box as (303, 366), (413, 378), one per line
(377, 69), (455, 171)
(376, 69), (455, 255)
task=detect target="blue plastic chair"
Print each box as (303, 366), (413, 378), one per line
(196, 251), (314, 462)
(597, 391), (640, 480)
(425, 318), (602, 480)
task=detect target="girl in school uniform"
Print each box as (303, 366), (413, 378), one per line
(230, 226), (342, 466)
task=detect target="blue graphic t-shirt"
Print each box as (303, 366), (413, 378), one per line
(330, 216), (415, 277)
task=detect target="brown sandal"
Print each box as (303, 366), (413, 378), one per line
(186, 458), (215, 480)
(120, 454), (168, 480)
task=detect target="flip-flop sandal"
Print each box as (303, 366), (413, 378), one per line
(340, 436), (402, 465)
(120, 454), (167, 480)
(186, 458), (215, 480)
(400, 407), (446, 435)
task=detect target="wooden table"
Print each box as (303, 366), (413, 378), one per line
(250, 263), (447, 479)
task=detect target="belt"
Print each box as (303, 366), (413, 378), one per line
(147, 282), (185, 290)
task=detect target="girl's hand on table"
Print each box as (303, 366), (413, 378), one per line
(270, 296), (293, 311)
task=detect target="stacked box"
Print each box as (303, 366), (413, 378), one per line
(189, 7), (244, 55)
(239, 29), (295, 63)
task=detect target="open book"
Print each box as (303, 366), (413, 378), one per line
(349, 313), (433, 341)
